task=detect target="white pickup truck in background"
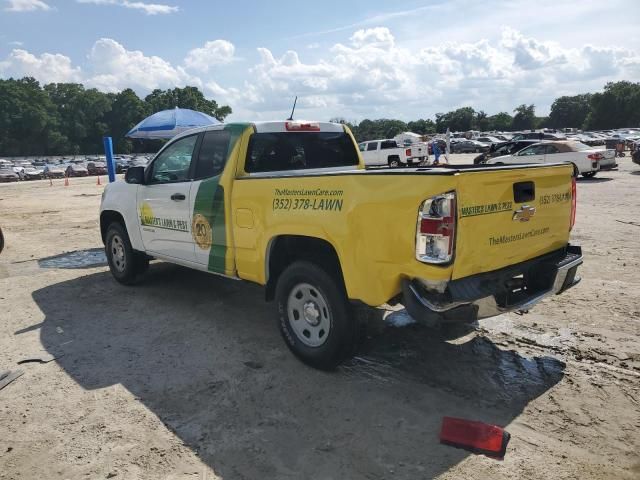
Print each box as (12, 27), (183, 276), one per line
(358, 139), (428, 167)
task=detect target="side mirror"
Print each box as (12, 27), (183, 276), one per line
(125, 166), (145, 184)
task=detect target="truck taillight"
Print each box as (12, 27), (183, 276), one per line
(570, 176), (576, 231)
(416, 192), (456, 264)
(285, 121), (320, 131)
(406, 148), (412, 157)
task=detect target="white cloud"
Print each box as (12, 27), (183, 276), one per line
(86, 38), (197, 91)
(4, 0), (50, 11)
(0, 49), (81, 82)
(0, 26), (638, 122)
(76, 0), (178, 15)
(230, 26), (640, 120)
(8, 41), (24, 46)
(184, 40), (235, 72)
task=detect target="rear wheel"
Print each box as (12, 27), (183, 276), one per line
(388, 156), (401, 168)
(582, 171), (597, 179)
(105, 222), (147, 285)
(275, 261), (357, 370)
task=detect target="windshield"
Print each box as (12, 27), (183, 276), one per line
(246, 132), (359, 173)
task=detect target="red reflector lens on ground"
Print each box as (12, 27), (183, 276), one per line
(440, 417), (510, 459)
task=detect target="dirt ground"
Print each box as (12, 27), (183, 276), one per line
(0, 156), (639, 480)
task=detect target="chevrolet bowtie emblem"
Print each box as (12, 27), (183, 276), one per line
(512, 205), (536, 222)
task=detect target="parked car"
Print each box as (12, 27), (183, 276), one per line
(0, 166), (19, 183)
(486, 141), (614, 178)
(43, 165), (66, 179)
(87, 161), (108, 175)
(476, 136), (502, 145)
(632, 143), (640, 166)
(21, 167), (45, 180)
(452, 139), (489, 153)
(473, 140), (540, 164)
(65, 164), (89, 177)
(511, 132), (566, 141)
(358, 139), (427, 167)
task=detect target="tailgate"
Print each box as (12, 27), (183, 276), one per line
(452, 164), (573, 280)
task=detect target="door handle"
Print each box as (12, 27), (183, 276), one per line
(171, 193), (186, 201)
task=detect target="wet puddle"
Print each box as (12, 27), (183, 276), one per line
(38, 248), (107, 269)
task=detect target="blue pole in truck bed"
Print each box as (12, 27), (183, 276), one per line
(103, 137), (116, 183)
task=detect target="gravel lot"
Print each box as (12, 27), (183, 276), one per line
(1, 156), (639, 479)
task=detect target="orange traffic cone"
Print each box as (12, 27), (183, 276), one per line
(96, 176), (101, 186)
(64, 175), (69, 187)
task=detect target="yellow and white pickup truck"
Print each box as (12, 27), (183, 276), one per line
(100, 121), (583, 369)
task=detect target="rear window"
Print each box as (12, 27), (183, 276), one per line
(570, 142), (592, 151)
(245, 132), (359, 173)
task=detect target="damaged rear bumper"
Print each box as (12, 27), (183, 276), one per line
(402, 245), (583, 326)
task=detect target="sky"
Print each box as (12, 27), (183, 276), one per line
(0, 0), (639, 122)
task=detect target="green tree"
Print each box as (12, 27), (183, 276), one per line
(585, 81), (640, 130)
(435, 107), (475, 133)
(548, 94), (592, 129)
(0, 77), (67, 155)
(473, 110), (489, 131)
(512, 104), (536, 130)
(144, 86), (232, 121)
(44, 83), (112, 153)
(487, 112), (513, 131)
(407, 119), (436, 135)
(105, 88), (149, 153)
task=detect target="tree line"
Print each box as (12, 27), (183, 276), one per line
(0, 78), (232, 156)
(0, 78), (638, 155)
(338, 81), (640, 142)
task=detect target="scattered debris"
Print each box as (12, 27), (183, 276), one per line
(0, 370), (24, 392)
(615, 220), (640, 228)
(243, 361), (263, 370)
(17, 353), (62, 365)
(440, 416), (510, 459)
(384, 310), (416, 328)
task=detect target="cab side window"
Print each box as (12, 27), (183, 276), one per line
(366, 142), (378, 151)
(380, 140), (397, 149)
(149, 135), (198, 184)
(545, 145), (560, 154)
(194, 130), (231, 179)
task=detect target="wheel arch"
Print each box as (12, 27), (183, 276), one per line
(100, 210), (127, 244)
(264, 234), (346, 302)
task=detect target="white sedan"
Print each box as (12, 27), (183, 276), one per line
(486, 141), (616, 178)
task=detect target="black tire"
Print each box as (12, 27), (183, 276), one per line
(388, 156), (401, 168)
(105, 222), (146, 285)
(582, 171), (597, 179)
(275, 261), (357, 370)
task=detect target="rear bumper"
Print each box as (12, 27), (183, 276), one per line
(402, 245), (583, 326)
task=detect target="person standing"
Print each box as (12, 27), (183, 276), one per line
(432, 141), (441, 165)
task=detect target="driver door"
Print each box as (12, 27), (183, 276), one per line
(511, 144), (547, 164)
(137, 133), (200, 262)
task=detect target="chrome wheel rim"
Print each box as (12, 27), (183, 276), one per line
(110, 234), (126, 273)
(287, 283), (331, 347)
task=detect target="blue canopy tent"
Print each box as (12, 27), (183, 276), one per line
(126, 107), (220, 139)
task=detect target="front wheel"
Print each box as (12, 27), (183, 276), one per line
(275, 261), (357, 370)
(582, 171), (597, 178)
(105, 223), (147, 285)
